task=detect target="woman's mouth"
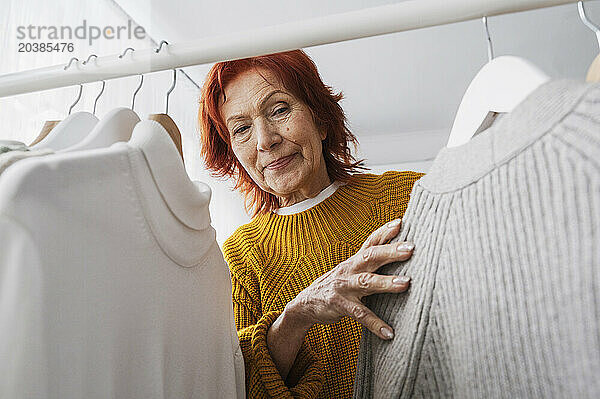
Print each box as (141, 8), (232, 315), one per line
(266, 154), (296, 170)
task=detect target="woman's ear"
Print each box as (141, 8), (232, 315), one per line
(319, 129), (327, 141)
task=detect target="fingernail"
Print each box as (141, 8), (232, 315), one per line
(381, 327), (394, 339)
(393, 276), (410, 284)
(387, 218), (401, 228)
(397, 242), (414, 252)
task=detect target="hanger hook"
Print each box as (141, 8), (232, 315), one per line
(154, 40), (175, 114)
(64, 57), (79, 71)
(166, 69), (177, 114)
(482, 16), (494, 62)
(64, 57), (82, 115)
(578, 1), (600, 51)
(132, 75), (144, 111)
(93, 81), (106, 116)
(119, 47), (135, 59)
(68, 84), (83, 115)
(155, 40), (169, 53)
(118, 47), (143, 110)
(82, 54), (97, 65)
(82, 54), (104, 115)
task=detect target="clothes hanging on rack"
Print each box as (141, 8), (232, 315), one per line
(0, 141), (27, 153)
(0, 146), (54, 175)
(30, 120), (61, 146)
(0, 120), (245, 399)
(353, 79), (600, 398)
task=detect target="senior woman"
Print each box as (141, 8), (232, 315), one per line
(199, 49), (423, 398)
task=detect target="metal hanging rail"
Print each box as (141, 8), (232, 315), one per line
(0, 0), (579, 98)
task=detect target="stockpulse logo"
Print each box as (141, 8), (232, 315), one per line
(16, 20), (147, 46)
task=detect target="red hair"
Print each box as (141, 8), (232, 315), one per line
(198, 49), (367, 217)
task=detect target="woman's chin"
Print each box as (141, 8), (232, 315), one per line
(266, 169), (303, 189)
(266, 176), (305, 197)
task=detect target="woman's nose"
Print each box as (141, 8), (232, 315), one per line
(256, 120), (282, 152)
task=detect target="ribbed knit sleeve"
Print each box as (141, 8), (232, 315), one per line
(372, 170), (425, 223)
(223, 228), (325, 398)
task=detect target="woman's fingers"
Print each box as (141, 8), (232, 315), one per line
(352, 241), (415, 273)
(359, 218), (402, 251)
(339, 297), (395, 340)
(347, 272), (411, 296)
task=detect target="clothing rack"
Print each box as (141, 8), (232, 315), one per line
(0, 0), (579, 98)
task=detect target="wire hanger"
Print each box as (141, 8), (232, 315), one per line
(578, 1), (600, 82)
(483, 16), (494, 62)
(30, 57), (83, 145)
(132, 75), (144, 111)
(119, 47), (135, 58)
(63, 56), (78, 70)
(447, 15), (549, 148)
(165, 69), (176, 115)
(578, 1), (600, 48)
(83, 54), (106, 116)
(153, 41), (177, 114)
(68, 84), (83, 115)
(30, 57), (99, 150)
(148, 40), (184, 163)
(117, 48), (144, 111)
(155, 40), (168, 53)
(65, 58), (83, 116)
(58, 48), (142, 153)
(93, 81), (106, 116)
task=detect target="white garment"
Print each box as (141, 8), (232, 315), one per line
(0, 148), (54, 175)
(0, 120), (245, 399)
(273, 180), (347, 215)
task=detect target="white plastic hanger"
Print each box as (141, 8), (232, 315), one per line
(59, 51), (142, 153)
(58, 107), (140, 153)
(31, 57), (98, 151)
(447, 16), (550, 148)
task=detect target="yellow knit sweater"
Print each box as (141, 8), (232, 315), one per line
(222, 170), (424, 398)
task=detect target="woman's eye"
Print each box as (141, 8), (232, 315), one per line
(233, 126), (249, 135)
(273, 106), (288, 116)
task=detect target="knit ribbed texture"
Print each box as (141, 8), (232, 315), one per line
(353, 79), (600, 398)
(223, 170), (424, 398)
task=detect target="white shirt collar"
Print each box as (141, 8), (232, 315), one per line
(273, 180), (346, 215)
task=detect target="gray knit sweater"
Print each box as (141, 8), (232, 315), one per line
(353, 79), (600, 398)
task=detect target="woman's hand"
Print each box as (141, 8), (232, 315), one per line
(286, 217), (413, 340)
(266, 217), (412, 379)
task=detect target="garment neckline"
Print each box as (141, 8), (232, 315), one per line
(420, 79), (596, 193)
(126, 119), (212, 230)
(273, 180), (347, 215)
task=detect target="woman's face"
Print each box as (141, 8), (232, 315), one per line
(219, 68), (331, 205)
